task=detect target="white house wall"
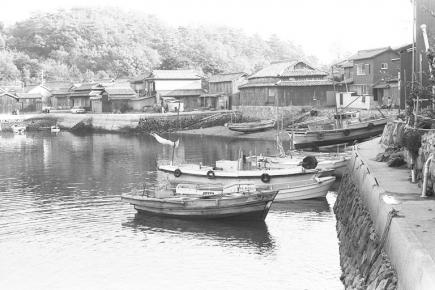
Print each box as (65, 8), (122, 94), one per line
(336, 92), (376, 110)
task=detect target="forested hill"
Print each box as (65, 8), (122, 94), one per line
(0, 7), (314, 83)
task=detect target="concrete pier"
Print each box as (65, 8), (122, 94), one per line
(347, 137), (435, 289)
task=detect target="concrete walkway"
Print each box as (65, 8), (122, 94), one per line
(355, 138), (435, 290)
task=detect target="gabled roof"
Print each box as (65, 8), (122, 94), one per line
(147, 70), (202, 80)
(348, 47), (398, 61)
(44, 81), (75, 91)
(249, 60), (326, 79)
(0, 91), (18, 99)
(209, 72), (247, 83)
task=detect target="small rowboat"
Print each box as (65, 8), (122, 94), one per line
(121, 189), (278, 220)
(50, 125), (61, 133)
(12, 125), (26, 134)
(228, 119), (275, 133)
(173, 176), (336, 201)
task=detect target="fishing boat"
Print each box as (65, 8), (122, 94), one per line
(158, 162), (331, 189)
(11, 124), (26, 134)
(121, 189), (278, 220)
(228, 119), (275, 133)
(254, 153), (351, 177)
(288, 111), (388, 149)
(173, 175), (336, 201)
(50, 125), (61, 133)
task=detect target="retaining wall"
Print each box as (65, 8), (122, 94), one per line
(335, 173), (398, 289)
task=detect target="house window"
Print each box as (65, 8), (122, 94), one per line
(381, 63), (388, 70)
(361, 96), (366, 103)
(356, 64), (365, 75)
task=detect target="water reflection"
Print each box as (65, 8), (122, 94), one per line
(124, 214), (275, 255)
(0, 131), (342, 290)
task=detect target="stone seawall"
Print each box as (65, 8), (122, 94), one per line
(0, 111), (241, 133)
(335, 173), (398, 289)
(232, 105), (312, 120)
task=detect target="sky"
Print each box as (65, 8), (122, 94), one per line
(0, 0), (413, 64)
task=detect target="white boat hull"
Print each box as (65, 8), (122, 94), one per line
(272, 176), (336, 201)
(159, 164), (323, 190)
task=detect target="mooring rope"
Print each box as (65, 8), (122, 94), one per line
(364, 208), (399, 284)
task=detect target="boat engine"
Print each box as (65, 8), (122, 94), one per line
(301, 156), (318, 169)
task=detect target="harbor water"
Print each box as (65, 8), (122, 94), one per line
(0, 132), (342, 290)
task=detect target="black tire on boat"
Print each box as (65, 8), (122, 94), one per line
(206, 170), (216, 179)
(301, 155), (318, 170)
(367, 122), (374, 129)
(261, 173), (271, 183)
(343, 129), (350, 136)
(317, 132), (324, 140)
(174, 169), (182, 177)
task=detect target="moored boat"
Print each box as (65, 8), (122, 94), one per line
(288, 111), (388, 149)
(255, 153), (350, 177)
(172, 175), (336, 202)
(11, 125), (26, 134)
(121, 189), (278, 220)
(228, 119), (275, 133)
(158, 163), (331, 190)
(50, 125), (61, 133)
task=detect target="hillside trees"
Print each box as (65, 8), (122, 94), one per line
(3, 7), (309, 82)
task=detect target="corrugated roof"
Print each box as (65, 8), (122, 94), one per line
(148, 70), (202, 80)
(348, 47), (393, 60)
(159, 89), (205, 97)
(277, 80), (333, 87)
(209, 72), (247, 83)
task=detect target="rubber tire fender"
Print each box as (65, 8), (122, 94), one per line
(261, 173), (271, 183)
(174, 168), (182, 177)
(301, 155), (318, 169)
(206, 170), (216, 179)
(367, 122), (374, 129)
(343, 129), (350, 136)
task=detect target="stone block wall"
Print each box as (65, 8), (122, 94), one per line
(335, 174), (398, 289)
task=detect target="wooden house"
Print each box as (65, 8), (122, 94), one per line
(15, 93), (43, 112)
(204, 72), (248, 109)
(238, 60), (333, 107)
(347, 47), (400, 106)
(44, 81), (75, 109)
(144, 70), (205, 111)
(0, 91), (19, 114)
(69, 83), (104, 111)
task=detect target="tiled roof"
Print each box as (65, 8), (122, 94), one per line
(148, 70), (202, 80)
(74, 83), (104, 91)
(348, 47), (394, 60)
(209, 72), (247, 83)
(239, 82), (277, 89)
(43, 81), (74, 91)
(249, 60), (326, 79)
(249, 61), (298, 79)
(159, 89), (205, 97)
(16, 93), (42, 99)
(277, 80), (333, 87)
(281, 69), (327, 77)
(105, 87), (136, 95)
